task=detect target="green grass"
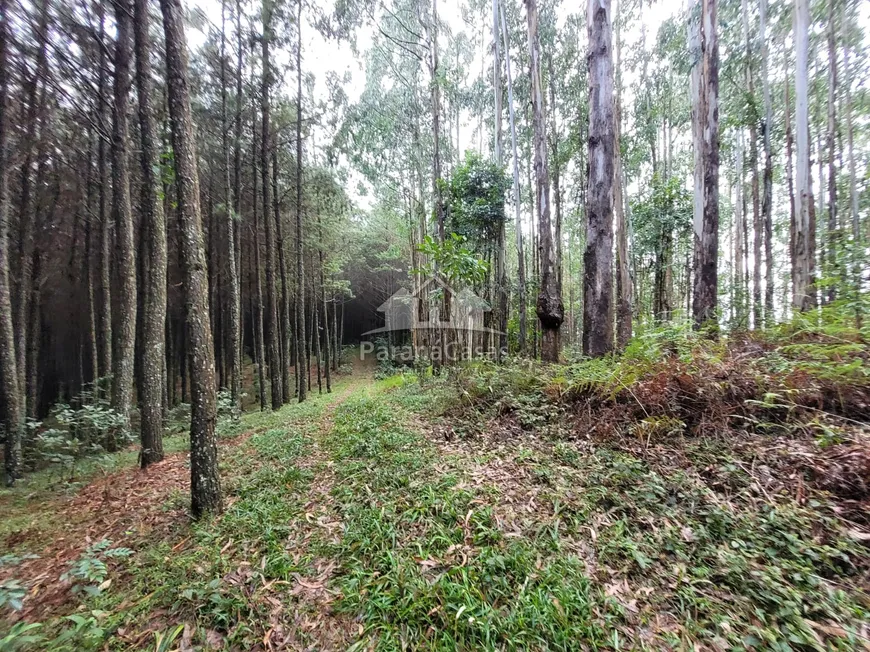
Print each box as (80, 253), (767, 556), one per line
(3, 367), (869, 651)
(322, 376), (870, 651)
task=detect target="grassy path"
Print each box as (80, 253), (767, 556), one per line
(3, 367), (869, 651)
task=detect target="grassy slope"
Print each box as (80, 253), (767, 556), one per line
(2, 351), (869, 650)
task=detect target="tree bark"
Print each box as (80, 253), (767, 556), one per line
(251, 73), (267, 411)
(583, 0), (614, 357)
(273, 146), (292, 404)
(690, 0), (719, 330)
(318, 213), (331, 393)
(295, 0), (307, 402)
(14, 0), (48, 415)
(613, 3), (631, 349)
(734, 129), (746, 327)
(261, 5), (283, 409)
(785, 41), (797, 306)
(0, 0), (23, 484)
(221, 0), (241, 413)
(160, 0), (223, 518)
(134, 0), (168, 467)
(97, 4), (112, 394)
(759, 0), (774, 322)
(110, 0), (138, 438)
(499, 1), (526, 356)
(493, 0), (507, 359)
(742, 0), (761, 329)
(527, 0), (563, 362)
(794, 0), (815, 312)
(843, 3), (860, 322)
(825, 0), (837, 303)
(85, 135), (100, 388)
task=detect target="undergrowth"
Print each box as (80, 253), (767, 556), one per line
(3, 317), (869, 650)
(324, 382), (870, 650)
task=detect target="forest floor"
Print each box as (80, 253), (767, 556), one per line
(2, 339), (870, 651)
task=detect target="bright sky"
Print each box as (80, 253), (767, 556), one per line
(184, 0), (677, 208)
(184, 0), (868, 216)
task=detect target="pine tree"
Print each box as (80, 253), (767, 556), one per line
(160, 0), (223, 517)
(134, 0), (168, 467)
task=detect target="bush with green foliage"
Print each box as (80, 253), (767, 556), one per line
(24, 391), (128, 478)
(60, 539), (133, 597)
(444, 151), (510, 251)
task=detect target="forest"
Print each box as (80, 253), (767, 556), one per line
(1, 0), (870, 648)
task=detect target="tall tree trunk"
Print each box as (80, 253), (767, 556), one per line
(261, 6), (283, 409)
(26, 216), (44, 419)
(273, 147), (292, 404)
(843, 2), (860, 322)
(97, 4), (112, 394)
(160, 0), (223, 518)
(252, 83), (267, 411)
(0, 0), (23, 483)
(493, 0), (507, 359)
(14, 0), (48, 416)
(582, 0), (614, 357)
(134, 0), (168, 466)
(428, 0), (446, 368)
(825, 0), (837, 303)
(85, 136), (99, 388)
(318, 214), (331, 393)
(547, 54), (563, 307)
(613, 2), (631, 348)
(742, 0), (761, 328)
(691, 0), (719, 330)
(499, 1), (526, 356)
(334, 298), (341, 369)
(314, 281), (322, 395)
(734, 129), (746, 327)
(760, 0), (774, 322)
(785, 43), (797, 306)
(295, 0), (307, 402)
(794, 0), (815, 311)
(222, 0), (241, 413)
(750, 127), (761, 327)
(527, 0), (563, 362)
(110, 0), (138, 440)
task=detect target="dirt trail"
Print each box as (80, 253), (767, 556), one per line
(1, 358), (374, 625)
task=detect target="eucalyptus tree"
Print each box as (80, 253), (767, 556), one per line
(492, 0), (507, 357)
(583, 0), (615, 357)
(690, 0), (719, 329)
(613, 0), (631, 349)
(759, 0), (773, 320)
(824, 0), (837, 304)
(740, 0), (761, 328)
(793, 0), (814, 312)
(526, 0), (562, 362)
(499, 0), (527, 355)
